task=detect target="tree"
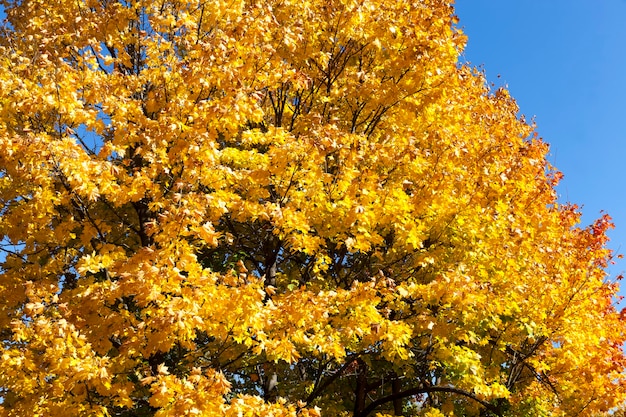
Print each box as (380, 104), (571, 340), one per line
(0, 0), (623, 415)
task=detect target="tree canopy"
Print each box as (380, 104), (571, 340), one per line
(0, 0), (624, 416)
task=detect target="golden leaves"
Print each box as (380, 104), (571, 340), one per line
(0, 0), (623, 416)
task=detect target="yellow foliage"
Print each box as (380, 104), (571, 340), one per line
(0, 0), (623, 416)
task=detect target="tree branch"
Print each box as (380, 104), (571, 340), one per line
(305, 354), (359, 404)
(358, 385), (502, 417)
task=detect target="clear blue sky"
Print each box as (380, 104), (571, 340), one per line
(455, 1), (626, 285)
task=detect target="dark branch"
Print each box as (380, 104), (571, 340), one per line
(359, 385), (502, 417)
(305, 354), (360, 404)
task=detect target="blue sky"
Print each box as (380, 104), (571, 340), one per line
(455, 1), (626, 284)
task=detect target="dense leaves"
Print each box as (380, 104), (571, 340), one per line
(0, 0), (624, 416)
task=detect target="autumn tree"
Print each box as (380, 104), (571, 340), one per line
(0, 0), (624, 416)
